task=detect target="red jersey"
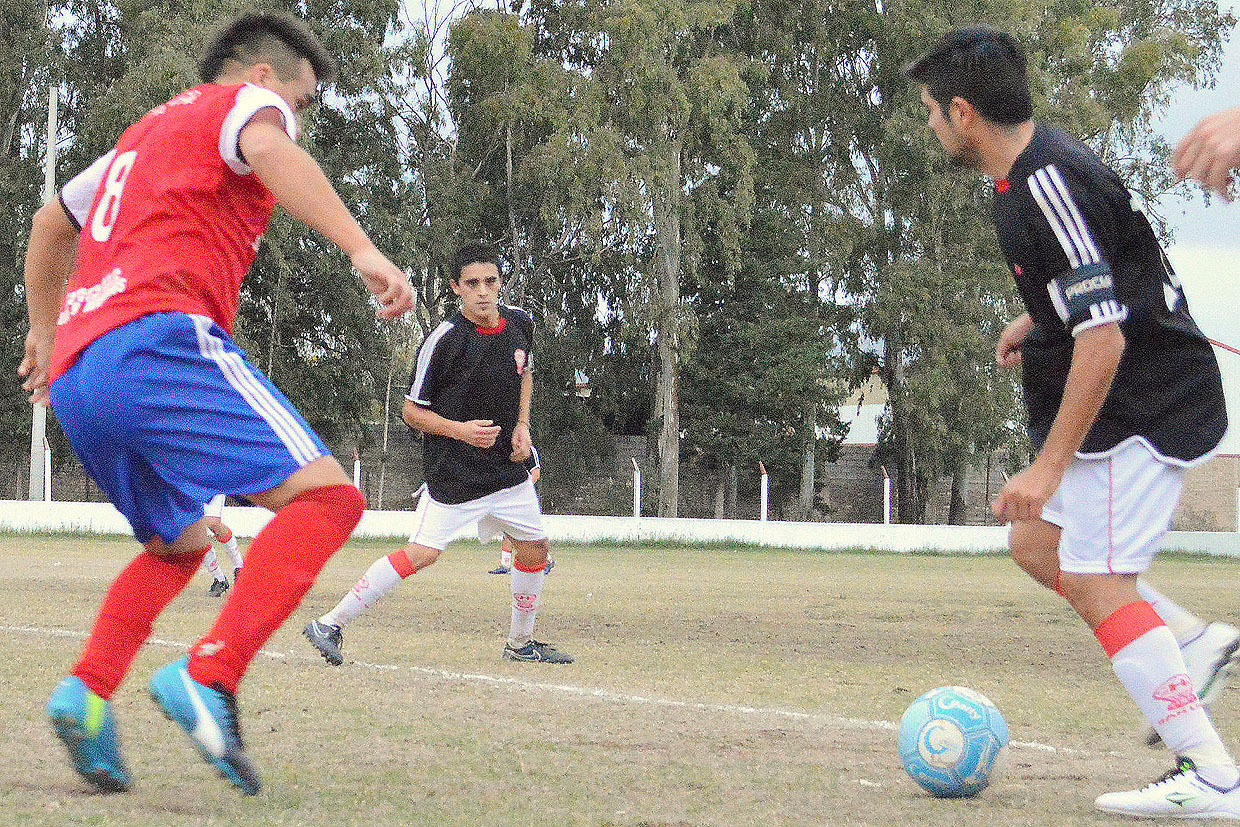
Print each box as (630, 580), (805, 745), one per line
(50, 82), (298, 382)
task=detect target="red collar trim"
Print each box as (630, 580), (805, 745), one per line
(475, 317), (506, 335)
(995, 178), (1011, 194)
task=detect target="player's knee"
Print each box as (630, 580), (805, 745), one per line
(338, 484), (367, 523)
(512, 538), (550, 567)
(142, 543), (210, 574)
(1056, 572), (1093, 603)
(399, 545), (439, 571)
(300, 484), (366, 533)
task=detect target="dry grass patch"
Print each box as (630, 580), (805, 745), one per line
(1, 534), (1237, 825)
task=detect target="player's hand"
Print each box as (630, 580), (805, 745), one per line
(457, 419), (501, 449)
(991, 462), (1060, 524)
(510, 421), (532, 462)
(352, 246), (414, 319)
(996, 313), (1033, 369)
(18, 327), (54, 405)
(1174, 106), (1240, 200)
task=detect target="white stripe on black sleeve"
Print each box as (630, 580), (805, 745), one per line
(1046, 280), (1070, 323)
(407, 320), (454, 406)
(1045, 165), (1102, 263)
(1028, 164), (1100, 268)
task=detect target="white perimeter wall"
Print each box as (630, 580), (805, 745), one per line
(2, 500), (1238, 557)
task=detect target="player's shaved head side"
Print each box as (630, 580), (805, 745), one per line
(904, 26), (1033, 126)
(452, 241), (501, 284)
(199, 11), (336, 84)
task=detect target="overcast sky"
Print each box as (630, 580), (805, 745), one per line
(1145, 7), (1240, 450)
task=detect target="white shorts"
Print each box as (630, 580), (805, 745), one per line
(407, 478), (547, 550)
(205, 494), (227, 519)
(1041, 439), (1184, 575)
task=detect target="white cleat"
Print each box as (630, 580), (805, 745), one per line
(1146, 623), (1240, 747)
(1095, 758), (1240, 820)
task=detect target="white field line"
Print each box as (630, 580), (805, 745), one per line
(6, 623), (1092, 757)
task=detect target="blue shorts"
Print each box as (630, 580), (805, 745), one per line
(50, 312), (329, 543)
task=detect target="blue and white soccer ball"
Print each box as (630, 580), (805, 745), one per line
(897, 685), (1009, 798)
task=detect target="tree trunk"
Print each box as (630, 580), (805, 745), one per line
(947, 461), (968, 525)
(727, 464), (738, 519)
(377, 346), (397, 509)
(713, 472), (726, 519)
(506, 119), (523, 305)
(654, 140), (683, 518)
(885, 335), (926, 524)
(265, 245), (288, 379)
(798, 413), (816, 520)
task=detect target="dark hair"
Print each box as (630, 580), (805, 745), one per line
(903, 26), (1033, 126)
(452, 241), (501, 283)
(199, 12), (336, 84)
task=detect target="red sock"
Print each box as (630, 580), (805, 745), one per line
(74, 545), (209, 699)
(188, 485), (365, 693)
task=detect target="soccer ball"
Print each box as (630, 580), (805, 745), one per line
(897, 685), (1009, 798)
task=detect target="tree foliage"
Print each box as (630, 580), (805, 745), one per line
(3, 0), (1231, 518)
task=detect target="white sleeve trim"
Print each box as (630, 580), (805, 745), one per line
(219, 84), (297, 175)
(405, 320), (455, 405)
(1028, 164), (1102, 269)
(1046, 280), (1070, 323)
(60, 150), (116, 229)
(1070, 301), (1127, 337)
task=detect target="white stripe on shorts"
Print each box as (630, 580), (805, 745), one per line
(191, 315), (323, 466)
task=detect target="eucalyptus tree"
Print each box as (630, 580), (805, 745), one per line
(822, 0), (1231, 521)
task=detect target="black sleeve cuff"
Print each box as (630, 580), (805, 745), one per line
(58, 193), (82, 232)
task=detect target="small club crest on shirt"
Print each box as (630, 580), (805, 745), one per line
(514, 349), (527, 375)
(1013, 264), (1023, 278)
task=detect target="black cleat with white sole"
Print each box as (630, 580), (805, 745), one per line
(503, 640), (573, 664)
(303, 620), (345, 666)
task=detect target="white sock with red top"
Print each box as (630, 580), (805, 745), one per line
(320, 550), (417, 629)
(508, 559), (546, 647)
(221, 531), (243, 570)
(1097, 601), (1238, 787)
(203, 549), (226, 581)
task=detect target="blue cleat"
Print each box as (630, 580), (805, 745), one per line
(148, 657), (260, 795)
(46, 676), (133, 792)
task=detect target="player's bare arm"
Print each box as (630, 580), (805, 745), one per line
(1174, 105), (1240, 199)
(992, 322), (1124, 522)
(510, 368), (534, 462)
(19, 200), (79, 404)
(995, 312), (1033, 369)
(238, 111), (413, 319)
(402, 399), (500, 449)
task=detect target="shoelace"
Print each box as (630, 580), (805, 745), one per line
(1143, 758), (1197, 791)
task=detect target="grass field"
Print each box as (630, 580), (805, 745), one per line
(2, 533), (1238, 826)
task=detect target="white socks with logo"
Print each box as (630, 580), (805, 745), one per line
(321, 555), (404, 629)
(1111, 626), (1237, 787)
(508, 562), (546, 647)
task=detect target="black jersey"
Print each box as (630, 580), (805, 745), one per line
(406, 305), (535, 503)
(992, 123), (1225, 464)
